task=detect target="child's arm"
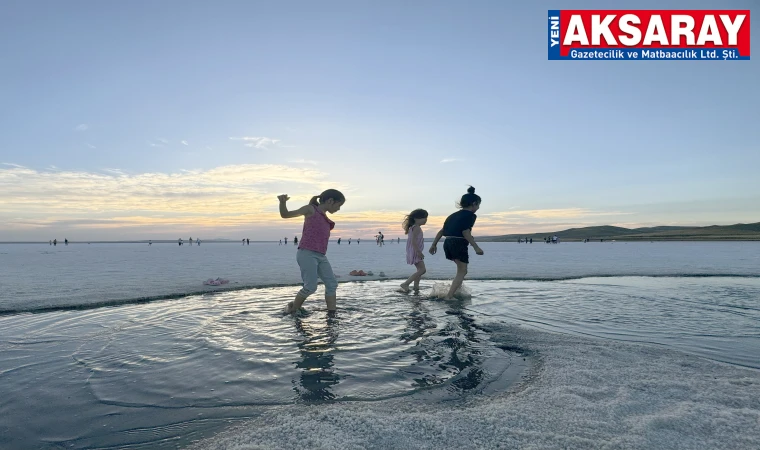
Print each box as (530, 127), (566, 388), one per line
(278, 195), (314, 219)
(462, 229), (484, 255)
(428, 228), (444, 255)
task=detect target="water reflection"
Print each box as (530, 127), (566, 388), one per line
(443, 298), (487, 391)
(292, 313), (340, 402)
(400, 296), (435, 344)
(401, 296), (488, 392)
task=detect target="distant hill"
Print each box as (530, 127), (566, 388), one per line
(479, 222), (760, 242)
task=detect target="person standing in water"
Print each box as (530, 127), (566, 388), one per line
(399, 209), (428, 293)
(279, 189), (345, 315)
(429, 186), (484, 300)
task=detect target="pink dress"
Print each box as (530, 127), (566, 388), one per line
(298, 205), (335, 255)
(406, 225), (424, 265)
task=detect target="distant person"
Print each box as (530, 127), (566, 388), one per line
(279, 239), (282, 245)
(247, 238), (250, 245)
(293, 236), (298, 245)
(397, 237), (400, 244)
(149, 240), (152, 246)
(284, 237), (288, 245)
(65, 238), (68, 245)
(197, 239), (201, 246)
(338, 237), (341, 244)
(429, 186), (484, 300)
(530, 238), (532, 244)
(348, 238), (352, 245)
(399, 209), (428, 293)
(278, 189), (345, 315)
(357, 238), (360, 244)
(189, 237), (193, 245)
(49, 240), (52, 245)
(53, 239), (57, 246)
(179, 238), (183, 246)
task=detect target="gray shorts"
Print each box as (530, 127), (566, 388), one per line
(296, 249), (338, 297)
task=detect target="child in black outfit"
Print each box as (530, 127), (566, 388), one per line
(429, 186), (484, 300)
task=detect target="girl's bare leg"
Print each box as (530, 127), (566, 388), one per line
(400, 261), (426, 292)
(444, 260), (468, 300)
(412, 261), (426, 290)
(325, 295), (337, 311)
(285, 293), (308, 314)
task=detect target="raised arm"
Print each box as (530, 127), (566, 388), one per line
(428, 228), (444, 255)
(278, 194), (315, 219)
(462, 229), (484, 255)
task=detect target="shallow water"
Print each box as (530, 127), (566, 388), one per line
(0, 282), (531, 448)
(2, 241), (758, 312)
(0, 242), (759, 448)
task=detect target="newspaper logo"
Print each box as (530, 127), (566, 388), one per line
(548, 10), (750, 60)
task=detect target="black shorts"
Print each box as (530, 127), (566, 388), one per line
(443, 237), (469, 263)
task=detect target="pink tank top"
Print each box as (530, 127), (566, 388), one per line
(298, 205), (334, 254)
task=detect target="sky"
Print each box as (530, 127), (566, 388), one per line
(0, 0), (758, 241)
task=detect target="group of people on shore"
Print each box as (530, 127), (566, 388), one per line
(48, 239), (68, 246)
(278, 186), (484, 314)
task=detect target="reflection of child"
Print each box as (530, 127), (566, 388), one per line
(278, 189), (346, 314)
(399, 209), (429, 292)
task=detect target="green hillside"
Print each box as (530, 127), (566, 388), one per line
(480, 222), (760, 242)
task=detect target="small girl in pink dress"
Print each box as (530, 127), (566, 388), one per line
(399, 209), (429, 293)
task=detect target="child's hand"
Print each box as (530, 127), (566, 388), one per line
(429, 245), (437, 255)
(277, 194), (290, 203)
(475, 246), (484, 255)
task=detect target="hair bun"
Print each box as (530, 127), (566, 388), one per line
(467, 186), (476, 194)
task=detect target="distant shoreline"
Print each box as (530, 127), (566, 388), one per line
(0, 240), (271, 245)
(3, 237), (760, 244)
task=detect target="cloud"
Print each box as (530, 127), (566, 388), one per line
(229, 136), (282, 150)
(181, 140), (189, 146)
(484, 208), (632, 220)
(147, 141), (164, 147)
(157, 138), (169, 145)
(75, 124), (89, 131)
(0, 164), (335, 235)
(440, 158), (461, 163)
(289, 159), (317, 165)
(86, 143), (96, 149)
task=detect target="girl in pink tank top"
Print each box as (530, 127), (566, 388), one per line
(399, 209), (429, 293)
(278, 189), (345, 315)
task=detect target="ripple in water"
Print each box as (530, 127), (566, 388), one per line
(71, 282), (521, 409)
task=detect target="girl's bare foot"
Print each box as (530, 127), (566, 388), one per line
(284, 301), (295, 314)
(398, 284), (411, 293)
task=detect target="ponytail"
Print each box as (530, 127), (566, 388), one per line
(309, 195), (320, 206)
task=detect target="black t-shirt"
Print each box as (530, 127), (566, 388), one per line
(442, 210), (477, 237)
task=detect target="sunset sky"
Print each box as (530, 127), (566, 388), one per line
(1, 0), (758, 241)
